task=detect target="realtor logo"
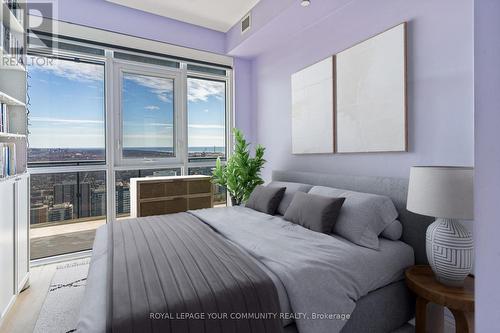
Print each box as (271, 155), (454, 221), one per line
(27, 1), (57, 54)
(1, 1), (58, 68)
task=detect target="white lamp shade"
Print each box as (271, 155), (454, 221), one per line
(407, 166), (474, 219)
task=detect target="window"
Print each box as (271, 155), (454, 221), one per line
(188, 167), (227, 206)
(115, 61), (182, 165)
(28, 56), (105, 165)
(27, 37), (231, 260)
(30, 171), (107, 259)
(187, 77), (226, 161)
(115, 168), (181, 217)
(121, 72), (176, 159)
(28, 53), (108, 259)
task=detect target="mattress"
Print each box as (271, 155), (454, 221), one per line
(77, 209), (414, 333)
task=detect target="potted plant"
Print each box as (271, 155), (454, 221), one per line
(212, 129), (266, 206)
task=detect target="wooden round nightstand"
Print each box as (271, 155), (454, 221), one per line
(405, 265), (474, 333)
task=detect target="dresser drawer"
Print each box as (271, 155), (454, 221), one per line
(139, 181), (188, 199)
(140, 198), (188, 216)
(189, 179), (212, 195)
(188, 196), (212, 210)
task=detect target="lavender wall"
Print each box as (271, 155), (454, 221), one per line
(474, 0), (500, 331)
(244, 0), (474, 181)
(233, 58), (255, 143)
(226, 0), (295, 55)
(38, 0), (226, 54)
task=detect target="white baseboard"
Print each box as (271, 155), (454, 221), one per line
(0, 294), (17, 328)
(30, 250), (92, 267)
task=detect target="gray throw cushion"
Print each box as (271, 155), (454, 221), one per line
(308, 186), (398, 249)
(381, 220), (403, 240)
(246, 185), (286, 215)
(268, 181), (313, 215)
(284, 192), (345, 234)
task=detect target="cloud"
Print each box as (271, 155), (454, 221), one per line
(29, 56), (104, 83)
(124, 74), (173, 103)
(188, 134), (225, 147)
(123, 121), (173, 127)
(188, 124), (225, 129)
(189, 135), (225, 140)
(144, 105), (160, 111)
(123, 134), (173, 139)
(30, 117), (104, 125)
(188, 78), (225, 102)
(28, 129), (105, 148)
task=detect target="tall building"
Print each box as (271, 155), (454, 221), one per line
(30, 204), (48, 225)
(30, 189), (45, 206)
(53, 182), (77, 205)
(53, 181), (91, 218)
(116, 184), (130, 215)
(48, 203), (73, 222)
(79, 182), (91, 218)
(91, 187), (106, 217)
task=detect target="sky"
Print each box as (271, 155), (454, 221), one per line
(28, 57), (226, 149)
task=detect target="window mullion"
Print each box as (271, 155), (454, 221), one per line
(180, 63), (189, 176)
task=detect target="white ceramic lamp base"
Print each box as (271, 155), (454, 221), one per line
(426, 218), (473, 287)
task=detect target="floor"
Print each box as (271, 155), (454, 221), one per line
(0, 258), (89, 333)
(30, 219), (106, 238)
(30, 219), (108, 260)
(30, 230), (98, 260)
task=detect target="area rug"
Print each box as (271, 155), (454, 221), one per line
(33, 259), (90, 333)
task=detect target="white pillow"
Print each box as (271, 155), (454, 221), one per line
(308, 186), (398, 249)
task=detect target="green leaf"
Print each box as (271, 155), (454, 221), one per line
(210, 128), (266, 204)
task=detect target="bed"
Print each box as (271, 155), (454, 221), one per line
(77, 170), (433, 333)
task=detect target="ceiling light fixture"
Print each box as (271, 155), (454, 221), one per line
(301, 0), (311, 7)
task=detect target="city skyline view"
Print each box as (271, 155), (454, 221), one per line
(26, 55), (229, 259)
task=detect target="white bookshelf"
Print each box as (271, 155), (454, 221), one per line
(2, 2), (23, 34)
(0, 91), (25, 106)
(0, 0), (28, 326)
(0, 0), (27, 177)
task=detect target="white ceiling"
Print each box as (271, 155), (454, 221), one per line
(106, 0), (261, 32)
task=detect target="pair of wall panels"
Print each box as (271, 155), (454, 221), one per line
(291, 23), (407, 154)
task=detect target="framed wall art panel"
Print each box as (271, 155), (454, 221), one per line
(291, 57), (335, 154)
(335, 23), (407, 153)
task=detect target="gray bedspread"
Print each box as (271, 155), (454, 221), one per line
(107, 212), (283, 333)
(191, 207), (414, 333)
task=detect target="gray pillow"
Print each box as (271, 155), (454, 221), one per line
(381, 220), (403, 240)
(268, 181), (313, 215)
(284, 192), (345, 234)
(246, 185), (286, 215)
(308, 186), (398, 249)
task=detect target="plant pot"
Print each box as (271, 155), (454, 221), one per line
(230, 196), (240, 206)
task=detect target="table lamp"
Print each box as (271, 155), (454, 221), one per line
(407, 166), (474, 287)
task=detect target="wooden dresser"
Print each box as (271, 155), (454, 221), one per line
(130, 175), (214, 218)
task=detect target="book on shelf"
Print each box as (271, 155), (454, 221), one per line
(6, 0), (24, 27)
(0, 103), (9, 133)
(0, 5), (25, 67)
(0, 142), (16, 178)
(1, 23), (9, 52)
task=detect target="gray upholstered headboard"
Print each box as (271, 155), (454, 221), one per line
(272, 170), (434, 265)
